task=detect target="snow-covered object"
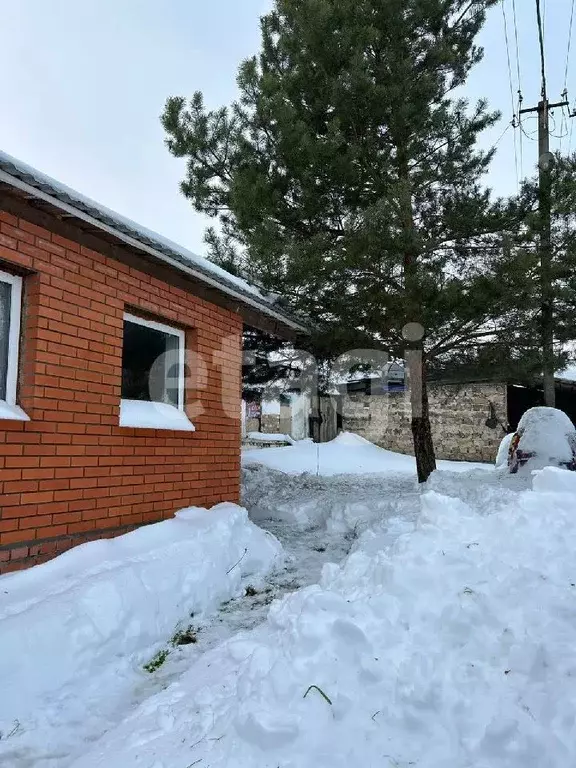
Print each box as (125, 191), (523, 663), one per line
(68, 466), (576, 768)
(246, 431), (295, 444)
(119, 399), (196, 430)
(0, 504), (282, 761)
(495, 432), (514, 468)
(509, 407), (576, 473)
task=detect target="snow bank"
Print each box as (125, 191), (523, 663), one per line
(71, 466), (576, 768)
(243, 432), (490, 476)
(0, 504), (282, 760)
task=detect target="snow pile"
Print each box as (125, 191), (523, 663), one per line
(246, 431), (295, 444)
(243, 431), (490, 476)
(69, 466), (576, 768)
(243, 463), (420, 532)
(0, 504), (282, 767)
(515, 407), (576, 468)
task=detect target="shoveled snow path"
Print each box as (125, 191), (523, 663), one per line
(131, 468), (423, 708)
(0, 469), (421, 768)
(84, 463), (530, 748)
(65, 463), (558, 768)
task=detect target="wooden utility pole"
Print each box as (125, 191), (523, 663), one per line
(519, 96), (568, 408)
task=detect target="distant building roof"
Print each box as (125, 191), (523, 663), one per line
(0, 150), (308, 337)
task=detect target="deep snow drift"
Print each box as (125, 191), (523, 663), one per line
(243, 431), (490, 475)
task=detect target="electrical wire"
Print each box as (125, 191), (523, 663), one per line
(511, 0), (522, 93)
(563, 0), (575, 156)
(518, 91), (524, 178)
(510, 0), (523, 177)
(519, 114), (538, 141)
(491, 122), (513, 152)
(501, 0), (520, 190)
(564, 0), (575, 91)
(568, 102), (575, 155)
(535, 0), (547, 98)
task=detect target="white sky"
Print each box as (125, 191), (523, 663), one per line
(0, 1), (574, 257)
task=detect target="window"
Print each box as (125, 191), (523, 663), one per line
(0, 269), (24, 411)
(120, 312), (194, 431)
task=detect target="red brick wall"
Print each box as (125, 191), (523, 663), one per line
(0, 207), (243, 573)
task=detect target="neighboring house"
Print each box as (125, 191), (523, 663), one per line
(242, 363), (405, 443)
(0, 151), (305, 573)
(242, 391), (312, 441)
(342, 374), (576, 463)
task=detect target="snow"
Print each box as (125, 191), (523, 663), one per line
(6, 434), (576, 767)
(515, 406), (576, 467)
(246, 431), (295, 444)
(243, 431), (490, 476)
(64, 463), (576, 768)
(0, 401), (29, 421)
(495, 432), (514, 468)
(0, 503), (281, 767)
(119, 399), (195, 430)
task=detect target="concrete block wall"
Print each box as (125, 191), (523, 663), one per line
(342, 382), (508, 463)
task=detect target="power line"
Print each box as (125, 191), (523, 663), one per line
(564, 0), (575, 91)
(518, 92), (524, 177)
(491, 122), (513, 152)
(535, 0), (547, 98)
(501, 0), (520, 189)
(511, 0), (522, 93)
(510, 0), (523, 177)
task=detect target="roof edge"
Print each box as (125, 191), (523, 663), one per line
(0, 154), (308, 335)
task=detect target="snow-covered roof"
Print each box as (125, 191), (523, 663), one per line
(0, 150), (307, 335)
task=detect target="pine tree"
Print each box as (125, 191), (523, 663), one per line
(162, 0), (526, 482)
(513, 152), (576, 374)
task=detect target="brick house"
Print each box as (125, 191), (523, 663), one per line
(0, 152), (305, 573)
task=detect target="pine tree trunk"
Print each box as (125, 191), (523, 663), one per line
(410, 362), (436, 483)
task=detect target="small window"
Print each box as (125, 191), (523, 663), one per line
(121, 313), (185, 408)
(120, 312), (194, 431)
(0, 269), (23, 407)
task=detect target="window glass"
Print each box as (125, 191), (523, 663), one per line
(0, 279), (13, 402)
(121, 317), (182, 407)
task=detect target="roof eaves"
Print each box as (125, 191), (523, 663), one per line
(0, 151), (309, 335)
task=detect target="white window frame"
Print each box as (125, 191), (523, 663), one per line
(0, 269), (23, 407)
(123, 312), (186, 410)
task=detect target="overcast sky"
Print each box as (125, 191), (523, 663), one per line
(0, 1), (574, 257)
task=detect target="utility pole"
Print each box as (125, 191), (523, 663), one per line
(520, 95), (569, 408)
